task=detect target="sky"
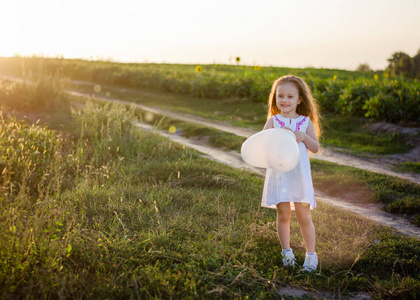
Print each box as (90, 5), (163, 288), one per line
(1, 0), (419, 70)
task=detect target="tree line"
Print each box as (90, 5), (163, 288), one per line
(386, 49), (420, 79)
(357, 48), (420, 79)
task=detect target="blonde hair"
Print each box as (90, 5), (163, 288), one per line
(267, 75), (322, 138)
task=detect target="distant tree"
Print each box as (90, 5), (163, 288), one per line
(356, 63), (372, 72)
(411, 49), (420, 79)
(387, 51), (413, 77)
(387, 51), (410, 68)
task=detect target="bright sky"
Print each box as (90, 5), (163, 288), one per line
(1, 0), (419, 70)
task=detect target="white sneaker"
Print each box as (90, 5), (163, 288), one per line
(282, 250), (295, 267)
(302, 253), (318, 272)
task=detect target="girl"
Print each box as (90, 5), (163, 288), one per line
(261, 75), (321, 271)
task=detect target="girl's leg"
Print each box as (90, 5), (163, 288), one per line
(294, 203), (316, 253)
(276, 202), (292, 249)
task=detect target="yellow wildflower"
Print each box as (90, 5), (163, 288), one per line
(195, 66), (202, 73)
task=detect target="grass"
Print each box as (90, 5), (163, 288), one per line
(0, 102), (418, 299)
(0, 68), (419, 299)
(393, 162), (420, 174)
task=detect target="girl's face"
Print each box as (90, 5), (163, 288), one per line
(276, 82), (301, 117)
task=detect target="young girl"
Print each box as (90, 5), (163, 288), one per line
(261, 75), (321, 271)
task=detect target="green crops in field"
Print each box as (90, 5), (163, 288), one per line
(1, 56), (419, 124)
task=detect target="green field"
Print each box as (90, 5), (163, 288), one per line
(1, 56), (419, 125)
(0, 64), (419, 298)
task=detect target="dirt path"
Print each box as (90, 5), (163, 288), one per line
(67, 89), (420, 185)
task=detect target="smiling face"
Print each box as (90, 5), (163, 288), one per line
(276, 82), (301, 118)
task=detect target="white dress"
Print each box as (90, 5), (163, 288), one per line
(261, 114), (316, 210)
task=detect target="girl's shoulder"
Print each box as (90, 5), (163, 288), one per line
(263, 117), (274, 130)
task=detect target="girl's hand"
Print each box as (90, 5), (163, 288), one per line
(294, 131), (307, 143)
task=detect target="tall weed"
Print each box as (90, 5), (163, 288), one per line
(0, 113), (75, 297)
(0, 112), (64, 198)
(71, 100), (139, 169)
(0, 69), (68, 111)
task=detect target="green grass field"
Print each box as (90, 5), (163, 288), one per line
(0, 70), (419, 298)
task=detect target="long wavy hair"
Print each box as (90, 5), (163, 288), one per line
(267, 75), (322, 138)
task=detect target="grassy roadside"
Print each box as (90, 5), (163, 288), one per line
(72, 82), (414, 156)
(1, 97), (419, 299)
(393, 162), (420, 174)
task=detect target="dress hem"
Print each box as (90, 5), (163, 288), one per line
(261, 202), (315, 210)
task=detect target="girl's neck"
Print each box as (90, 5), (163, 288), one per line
(280, 112), (300, 119)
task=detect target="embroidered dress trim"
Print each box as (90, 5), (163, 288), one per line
(295, 117), (307, 131)
(274, 116), (285, 127)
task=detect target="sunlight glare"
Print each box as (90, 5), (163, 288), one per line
(0, 1), (65, 57)
(0, 2), (20, 56)
(93, 85), (102, 93)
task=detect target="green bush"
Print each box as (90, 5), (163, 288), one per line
(337, 79), (379, 116)
(386, 196), (420, 214)
(363, 80), (420, 124)
(313, 79), (347, 113)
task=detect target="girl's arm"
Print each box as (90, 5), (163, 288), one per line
(294, 119), (319, 153)
(263, 117), (274, 130)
